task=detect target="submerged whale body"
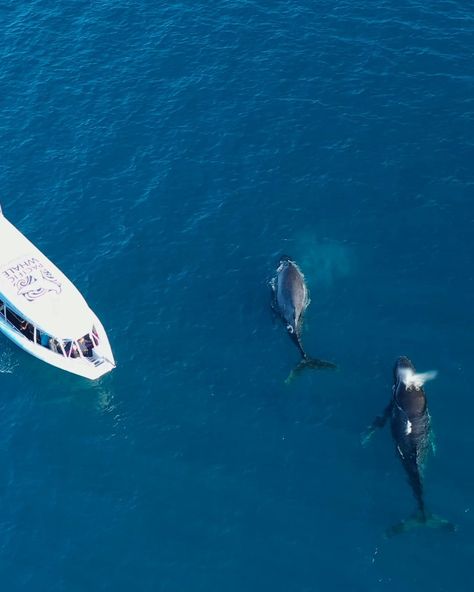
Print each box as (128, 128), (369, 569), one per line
(363, 356), (455, 535)
(270, 256), (336, 379)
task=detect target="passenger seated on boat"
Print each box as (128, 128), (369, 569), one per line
(78, 335), (93, 358)
(19, 319), (34, 341)
(64, 340), (80, 358)
(36, 330), (51, 347)
(49, 338), (62, 354)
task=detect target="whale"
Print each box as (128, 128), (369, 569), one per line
(270, 256), (336, 380)
(363, 356), (455, 535)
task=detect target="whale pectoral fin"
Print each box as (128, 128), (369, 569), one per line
(361, 427), (376, 447)
(385, 512), (456, 537)
(361, 402), (393, 447)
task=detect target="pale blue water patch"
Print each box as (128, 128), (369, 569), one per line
(0, 0), (473, 590)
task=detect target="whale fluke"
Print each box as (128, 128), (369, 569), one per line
(285, 356), (337, 384)
(386, 511), (456, 537)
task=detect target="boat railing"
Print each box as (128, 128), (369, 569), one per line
(0, 299), (111, 368)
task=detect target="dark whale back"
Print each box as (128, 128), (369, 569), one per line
(392, 383), (430, 460)
(390, 357), (431, 518)
(274, 259), (308, 333)
(391, 357), (430, 454)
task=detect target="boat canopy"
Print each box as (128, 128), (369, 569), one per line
(0, 215), (93, 339)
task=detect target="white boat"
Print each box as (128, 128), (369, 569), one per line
(0, 206), (115, 379)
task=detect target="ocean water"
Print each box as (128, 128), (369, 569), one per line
(0, 0), (473, 590)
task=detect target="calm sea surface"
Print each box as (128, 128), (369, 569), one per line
(0, 1), (473, 590)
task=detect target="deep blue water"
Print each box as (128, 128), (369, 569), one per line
(0, 1), (473, 590)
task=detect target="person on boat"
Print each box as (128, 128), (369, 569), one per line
(19, 319), (34, 341)
(78, 336), (93, 358)
(49, 338), (62, 354)
(64, 341), (80, 358)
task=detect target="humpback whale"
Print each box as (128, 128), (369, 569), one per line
(363, 356), (455, 535)
(270, 256), (336, 380)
